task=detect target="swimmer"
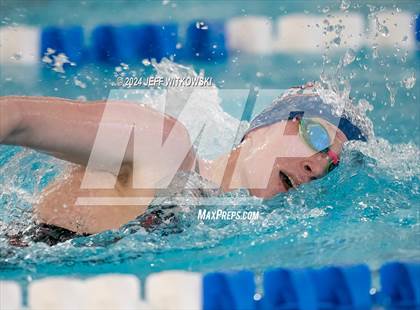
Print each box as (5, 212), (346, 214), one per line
(0, 84), (367, 244)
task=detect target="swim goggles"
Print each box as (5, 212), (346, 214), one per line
(298, 118), (340, 173)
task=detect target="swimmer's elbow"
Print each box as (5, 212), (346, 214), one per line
(0, 96), (24, 145)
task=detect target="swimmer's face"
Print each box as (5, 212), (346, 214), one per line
(239, 118), (348, 198)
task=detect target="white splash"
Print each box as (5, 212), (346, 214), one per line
(138, 58), (241, 159)
(402, 72), (416, 89)
(342, 48), (356, 66)
(347, 138), (420, 180)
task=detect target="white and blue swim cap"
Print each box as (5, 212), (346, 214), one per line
(243, 83), (370, 142)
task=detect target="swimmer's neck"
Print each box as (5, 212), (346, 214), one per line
(197, 144), (248, 192)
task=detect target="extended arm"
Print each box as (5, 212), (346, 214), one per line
(0, 96), (192, 171)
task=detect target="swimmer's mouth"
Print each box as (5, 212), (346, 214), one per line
(279, 170), (296, 190)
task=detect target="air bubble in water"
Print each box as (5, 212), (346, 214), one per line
(402, 72), (416, 89)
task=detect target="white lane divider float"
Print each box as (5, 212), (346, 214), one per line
(368, 11), (416, 50)
(0, 26), (40, 64)
(145, 271), (202, 310)
(28, 275), (143, 310)
(0, 281), (22, 310)
(226, 16), (274, 54)
(273, 13), (365, 52)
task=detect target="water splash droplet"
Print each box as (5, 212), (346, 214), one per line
(51, 53), (73, 73)
(375, 16), (390, 37)
(402, 72), (416, 89)
(195, 21), (208, 30)
(342, 48), (356, 66)
(73, 77), (86, 89)
(372, 44), (379, 59)
(332, 36), (341, 46)
(385, 82), (398, 106)
(340, 0), (350, 10)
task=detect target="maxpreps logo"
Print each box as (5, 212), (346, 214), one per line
(197, 209), (260, 221)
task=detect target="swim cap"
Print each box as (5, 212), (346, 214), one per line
(243, 84), (368, 142)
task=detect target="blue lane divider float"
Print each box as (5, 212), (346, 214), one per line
(263, 265), (371, 310)
(36, 21), (224, 66)
(91, 24), (178, 64)
(140, 24), (178, 61)
(185, 20), (227, 61)
(263, 268), (317, 310)
(203, 270), (256, 310)
(40, 26), (85, 63)
(379, 262), (420, 309)
(92, 24), (178, 64)
(202, 263), (420, 309)
(91, 25), (117, 63)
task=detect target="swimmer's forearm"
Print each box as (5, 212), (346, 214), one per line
(1, 96), (106, 164)
(0, 96), (192, 173)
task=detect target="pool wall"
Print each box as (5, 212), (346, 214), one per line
(1, 262), (419, 310)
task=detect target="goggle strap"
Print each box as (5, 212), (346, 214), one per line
(327, 149), (340, 165)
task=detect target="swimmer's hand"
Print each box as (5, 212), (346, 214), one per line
(0, 97), (23, 144)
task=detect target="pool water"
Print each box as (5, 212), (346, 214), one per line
(0, 2), (419, 285)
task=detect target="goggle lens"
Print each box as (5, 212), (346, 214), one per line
(299, 118), (340, 173)
(300, 119), (331, 152)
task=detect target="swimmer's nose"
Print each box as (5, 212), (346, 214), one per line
(300, 154), (329, 181)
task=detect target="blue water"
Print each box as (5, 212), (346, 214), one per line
(1, 1), (419, 285)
